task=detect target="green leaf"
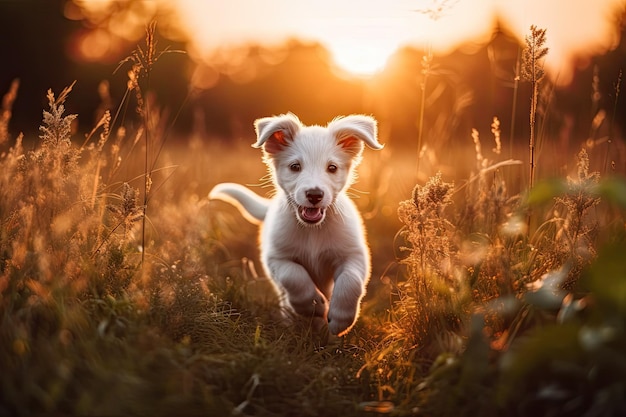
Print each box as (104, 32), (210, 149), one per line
(595, 177), (626, 209)
(525, 179), (566, 206)
(579, 242), (626, 316)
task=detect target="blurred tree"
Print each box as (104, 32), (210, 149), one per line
(0, 0), (623, 154)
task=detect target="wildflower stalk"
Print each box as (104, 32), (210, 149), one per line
(521, 25), (548, 189)
(140, 23), (157, 267)
(117, 21), (182, 266)
(417, 45), (432, 177)
(509, 48), (521, 159)
(0, 79), (19, 146)
(397, 172), (456, 349)
(605, 70), (622, 174)
(143, 86), (151, 267)
(413, 0), (457, 178)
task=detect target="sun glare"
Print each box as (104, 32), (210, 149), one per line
(170, 0), (495, 78)
(73, 0), (625, 85)
(327, 41), (395, 77)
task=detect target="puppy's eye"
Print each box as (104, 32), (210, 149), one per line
(289, 163), (301, 172)
(327, 164), (338, 173)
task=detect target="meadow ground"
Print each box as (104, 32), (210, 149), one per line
(1, 65), (626, 417)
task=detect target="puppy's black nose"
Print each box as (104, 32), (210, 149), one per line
(306, 188), (324, 205)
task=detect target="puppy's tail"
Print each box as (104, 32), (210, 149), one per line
(209, 183), (269, 225)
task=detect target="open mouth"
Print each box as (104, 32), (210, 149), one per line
(298, 206), (325, 224)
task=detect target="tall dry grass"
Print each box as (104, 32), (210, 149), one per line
(1, 22), (625, 417)
(358, 36), (626, 412)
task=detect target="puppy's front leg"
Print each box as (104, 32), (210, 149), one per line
(328, 260), (368, 336)
(268, 259), (329, 319)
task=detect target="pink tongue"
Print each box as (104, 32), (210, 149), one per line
(301, 207), (323, 222)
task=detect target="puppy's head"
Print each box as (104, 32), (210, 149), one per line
(253, 113), (383, 226)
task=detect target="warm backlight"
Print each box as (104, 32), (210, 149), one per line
(167, 0), (494, 78)
(72, 0), (624, 84)
(327, 41), (395, 77)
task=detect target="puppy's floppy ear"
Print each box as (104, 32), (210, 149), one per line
(327, 115), (384, 156)
(253, 113), (302, 154)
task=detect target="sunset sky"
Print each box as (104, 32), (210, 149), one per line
(71, 0), (625, 84)
(169, 0), (623, 82)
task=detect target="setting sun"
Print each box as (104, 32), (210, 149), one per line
(170, 0), (494, 76)
(327, 40), (396, 77)
(71, 0), (624, 84)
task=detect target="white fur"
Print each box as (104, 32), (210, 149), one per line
(209, 113), (383, 336)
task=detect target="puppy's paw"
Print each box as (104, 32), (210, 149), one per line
(288, 289), (329, 319)
(327, 306), (357, 336)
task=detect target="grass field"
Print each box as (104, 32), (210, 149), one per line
(1, 29), (626, 416)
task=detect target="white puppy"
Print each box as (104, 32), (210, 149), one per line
(209, 113), (383, 336)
